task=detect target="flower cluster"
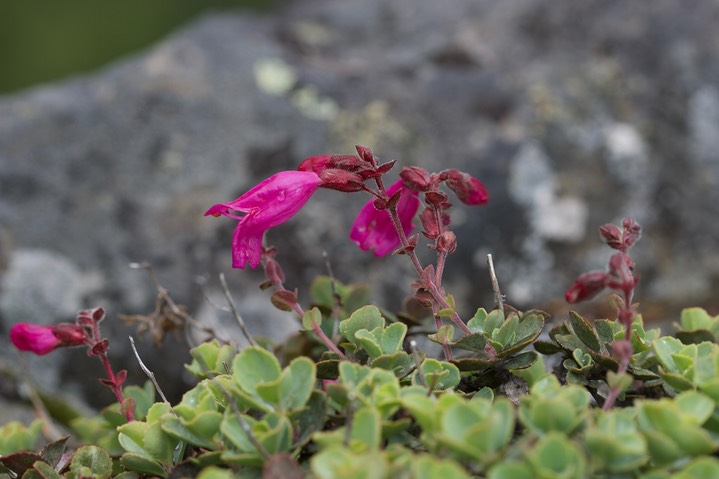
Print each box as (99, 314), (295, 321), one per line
(565, 217), (641, 305)
(206, 145), (488, 268)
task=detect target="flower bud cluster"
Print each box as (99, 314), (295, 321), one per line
(565, 218), (641, 304)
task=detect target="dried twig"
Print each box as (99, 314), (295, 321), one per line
(219, 273), (257, 347)
(129, 336), (172, 408)
(487, 254), (505, 315)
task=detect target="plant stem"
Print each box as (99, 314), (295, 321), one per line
(386, 200), (472, 335)
(269, 266), (348, 361)
(98, 352), (133, 421)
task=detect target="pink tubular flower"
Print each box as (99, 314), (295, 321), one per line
(10, 323), (61, 355)
(350, 179), (420, 256)
(206, 171), (322, 269)
(10, 322), (87, 355)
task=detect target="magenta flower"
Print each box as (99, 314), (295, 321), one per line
(206, 171), (322, 269)
(10, 322), (87, 355)
(350, 180), (420, 256)
(10, 323), (62, 355)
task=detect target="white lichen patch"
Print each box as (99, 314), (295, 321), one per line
(253, 57), (297, 96)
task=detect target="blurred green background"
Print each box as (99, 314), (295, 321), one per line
(0, 0), (278, 95)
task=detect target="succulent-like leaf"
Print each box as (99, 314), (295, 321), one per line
(339, 305), (385, 346)
(568, 311), (601, 352)
(232, 347), (282, 396)
(502, 351), (538, 370)
(69, 446), (113, 479)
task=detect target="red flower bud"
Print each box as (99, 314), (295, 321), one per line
(53, 323), (87, 346)
(565, 271), (607, 303)
(606, 252), (635, 294)
(436, 231), (457, 254)
(318, 169), (365, 192)
(622, 217), (641, 249)
(441, 169), (489, 205)
(355, 145), (375, 164)
(400, 166), (432, 191)
(424, 191), (450, 208)
(599, 223), (623, 250)
(420, 207), (440, 239)
(328, 155), (366, 172)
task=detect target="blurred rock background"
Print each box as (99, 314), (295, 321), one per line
(1, 0), (719, 415)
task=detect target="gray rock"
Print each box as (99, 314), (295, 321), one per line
(1, 0), (719, 405)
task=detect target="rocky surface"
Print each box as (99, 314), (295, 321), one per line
(1, 0), (719, 406)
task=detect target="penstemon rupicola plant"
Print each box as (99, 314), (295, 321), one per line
(205, 145), (488, 360)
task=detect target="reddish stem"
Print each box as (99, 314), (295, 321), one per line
(268, 263), (348, 361)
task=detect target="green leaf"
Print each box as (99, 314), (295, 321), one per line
(503, 351), (538, 370)
(339, 305), (385, 346)
(369, 351), (415, 377)
(607, 371), (633, 394)
(505, 313), (545, 352)
(354, 329), (384, 358)
(492, 313), (518, 348)
(485, 309), (505, 335)
(467, 308), (488, 333)
(351, 407), (381, 450)
(414, 359), (461, 390)
(401, 395), (439, 435)
(675, 391), (715, 425)
(310, 275), (337, 309)
(120, 452), (167, 478)
(680, 307), (714, 332)
(428, 325), (455, 346)
(487, 461), (534, 479)
(451, 332), (487, 353)
(31, 461), (63, 479)
(526, 432), (586, 479)
(40, 436), (69, 468)
(302, 307), (323, 332)
(568, 311), (601, 352)
(674, 457), (719, 479)
(232, 347), (282, 395)
(652, 337), (684, 373)
(196, 466), (234, 479)
(69, 446), (113, 479)
(161, 416), (216, 450)
(410, 455), (471, 479)
(378, 322), (407, 354)
(279, 357), (316, 411)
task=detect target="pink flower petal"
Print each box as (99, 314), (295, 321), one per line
(350, 180), (419, 256)
(206, 171), (322, 269)
(10, 323), (60, 355)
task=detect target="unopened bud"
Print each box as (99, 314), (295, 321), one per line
(441, 169), (489, 205)
(400, 166), (432, 191)
(606, 252), (635, 294)
(328, 155), (366, 172)
(622, 217), (641, 249)
(424, 191), (450, 208)
(599, 223), (623, 250)
(420, 208), (440, 239)
(53, 323), (87, 347)
(318, 169), (365, 192)
(565, 271), (607, 303)
(355, 145), (375, 164)
(436, 231), (457, 254)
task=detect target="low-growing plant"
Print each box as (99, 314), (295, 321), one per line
(4, 145), (719, 478)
